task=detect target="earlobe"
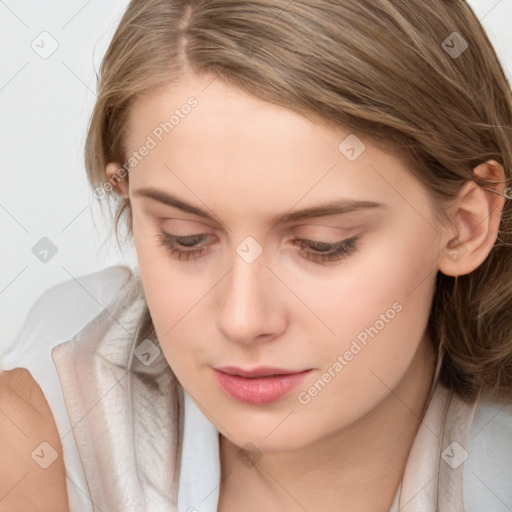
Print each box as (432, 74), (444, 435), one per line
(106, 162), (129, 199)
(438, 160), (507, 277)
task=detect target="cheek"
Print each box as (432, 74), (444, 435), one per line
(131, 214), (219, 376)
(280, 219), (438, 342)
(131, 215), (180, 333)
(287, 222), (439, 411)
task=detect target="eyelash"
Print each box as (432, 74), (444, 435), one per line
(156, 230), (359, 264)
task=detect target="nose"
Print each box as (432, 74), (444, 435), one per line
(216, 250), (287, 346)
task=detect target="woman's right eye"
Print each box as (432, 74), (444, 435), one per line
(156, 231), (210, 261)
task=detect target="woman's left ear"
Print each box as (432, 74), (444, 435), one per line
(438, 159), (507, 277)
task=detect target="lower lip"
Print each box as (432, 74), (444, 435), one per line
(213, 369), (312, 405)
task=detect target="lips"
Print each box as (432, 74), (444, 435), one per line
(214, 365), (310, 378)
(213, 366), (312, 405)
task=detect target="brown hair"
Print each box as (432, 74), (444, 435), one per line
(84, 0), (512, 403)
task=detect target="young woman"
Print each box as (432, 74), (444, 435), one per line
(1, 1), (511, 511)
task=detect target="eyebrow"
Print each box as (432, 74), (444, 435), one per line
(132, 187), (388, 224)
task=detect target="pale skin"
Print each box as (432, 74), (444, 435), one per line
(96, 72), (507, 512)
(0, 69), (505, 511)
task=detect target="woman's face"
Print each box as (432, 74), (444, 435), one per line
(112, 72), (443, 451)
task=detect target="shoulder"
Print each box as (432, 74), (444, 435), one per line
(1, 264), (137, 371)
(0, 265), (141, 512)
(0, 367), (69, 511)
(0, 367), (57, 433)
(464, 389), (512, 510)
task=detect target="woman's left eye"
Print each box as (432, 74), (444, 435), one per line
(156, 230), (360, 264)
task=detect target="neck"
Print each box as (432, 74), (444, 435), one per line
(218, 334), (439, 512)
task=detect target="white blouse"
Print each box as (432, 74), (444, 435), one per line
(1, 264), (510, 511)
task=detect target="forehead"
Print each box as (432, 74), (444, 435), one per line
(126, 74), (342, 154)
(124, 74), (428, 222)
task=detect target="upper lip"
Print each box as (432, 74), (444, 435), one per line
(214, 366), (311, 378)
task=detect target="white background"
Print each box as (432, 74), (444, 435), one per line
(1, 0), (511, 354)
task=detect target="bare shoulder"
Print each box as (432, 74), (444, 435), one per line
(0, 367), (69, 512)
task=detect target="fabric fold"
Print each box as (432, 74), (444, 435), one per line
(52, 269), (181, 511)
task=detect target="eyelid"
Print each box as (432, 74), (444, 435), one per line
(158, 227), (358, 249)
(159, 217), (217, 231)
(157, 229), (360, 265)
(160, 230), (350, 249)
(162, 232), (211, 246)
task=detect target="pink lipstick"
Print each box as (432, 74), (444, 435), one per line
(213, 366), (312, 405)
